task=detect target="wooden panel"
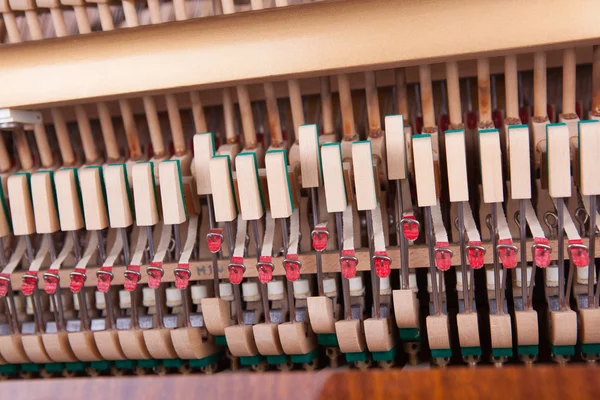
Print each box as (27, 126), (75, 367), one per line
(3, 367), (600, 399)
(3, 0), (600, 108)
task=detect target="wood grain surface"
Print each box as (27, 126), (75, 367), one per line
(3, 366), (600, 400)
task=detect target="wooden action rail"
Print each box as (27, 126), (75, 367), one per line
(15, 46), (595, 124)
(6, 236), (600, 291)
(1, 0), (600, 108)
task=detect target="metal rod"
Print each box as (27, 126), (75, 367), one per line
(281, 219), (296, 323)
(0, 236), (6, 266)
(24, 235), (35, 264)
(520, 200), (528, 307)
(173, 224), (182, 259)
(225, 222), (234, 259)
(233, 283), (243, 325)
(458, 202), (470, 312)
(120, 228), (130, 266)
(96, 230), (106, 264)
(424, 207), (440, 315)
(491, 203), (502, 315)
(71, 231), (81, 262)
(104, 291), (116, 330)
(145, 226), (155, 260)
(207, 194), (220, 298)
(365, 210), (380, 319)
(589, 195), (596, 307)
(557, 198), (566, 310)
(310, 187), (324, 296)
(47, 234), (56, 263)
(78, 291), (89, 330)
(397, 180), (409, 289)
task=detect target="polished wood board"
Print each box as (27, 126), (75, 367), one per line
(3, 366), (600, 400)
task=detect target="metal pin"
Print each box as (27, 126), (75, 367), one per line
(281, 218), (296, 323)
(589, 195), (597, 307)
(424, 207), (440, 315)
(556, 199), (566, 310)
(207, 194), (220, 298)
(457, 202), (471, 312)
(310, 187), (324, 296)
(335, 212), (351, 320)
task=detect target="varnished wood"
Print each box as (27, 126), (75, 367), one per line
(2, 0), (600, 108)
(3, 366), (600, 399)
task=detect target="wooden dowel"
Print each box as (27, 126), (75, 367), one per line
(73, 6), (91, 34)
(97, 3), (115, 30)
(166, 93), (186, 155)
(51, 107), (76, 166)
(14, 128), (34, 171)
(147, 0), (162, 24)
(445, 61), (462, 126)
(337, 73), (356, 141)
(320, 77), (334, 136)
(275, 0), (287, 6)
(121, 0), (139, 26)
(593, 46), (600, 117)
(365, 71), (381, 137)
(395, 68), (409, 122)
(477, 58), (492, 124)
(24, 10), (43, 40)
(97, 102), (120, 161)
(33, 124), (54, 168)
(223, 88), (237, 143)
(251, 0), (263, 10)
(2, 12), (20, 43)
(288, 79), (304, 144)
(12, 7), (57, 168)
(173, 0), (188, 21)
(49, 8), (68, 37)
(562, 48), (576, 116)
(236, 85), (257, 149)
(221, 0), (235, 14)
(142, 96), (165, 157)
(264, 82), (283, 147)
(75, 105), (99, 164)
(533, 51), (547, 119)
(419, 64), (435, 128)
(118, 99), (142, 159)
(504, 55), (519, 121)
(122, 0), (161, 158)
(0, 134), (11, 172)
(190, 92), (208, 134)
